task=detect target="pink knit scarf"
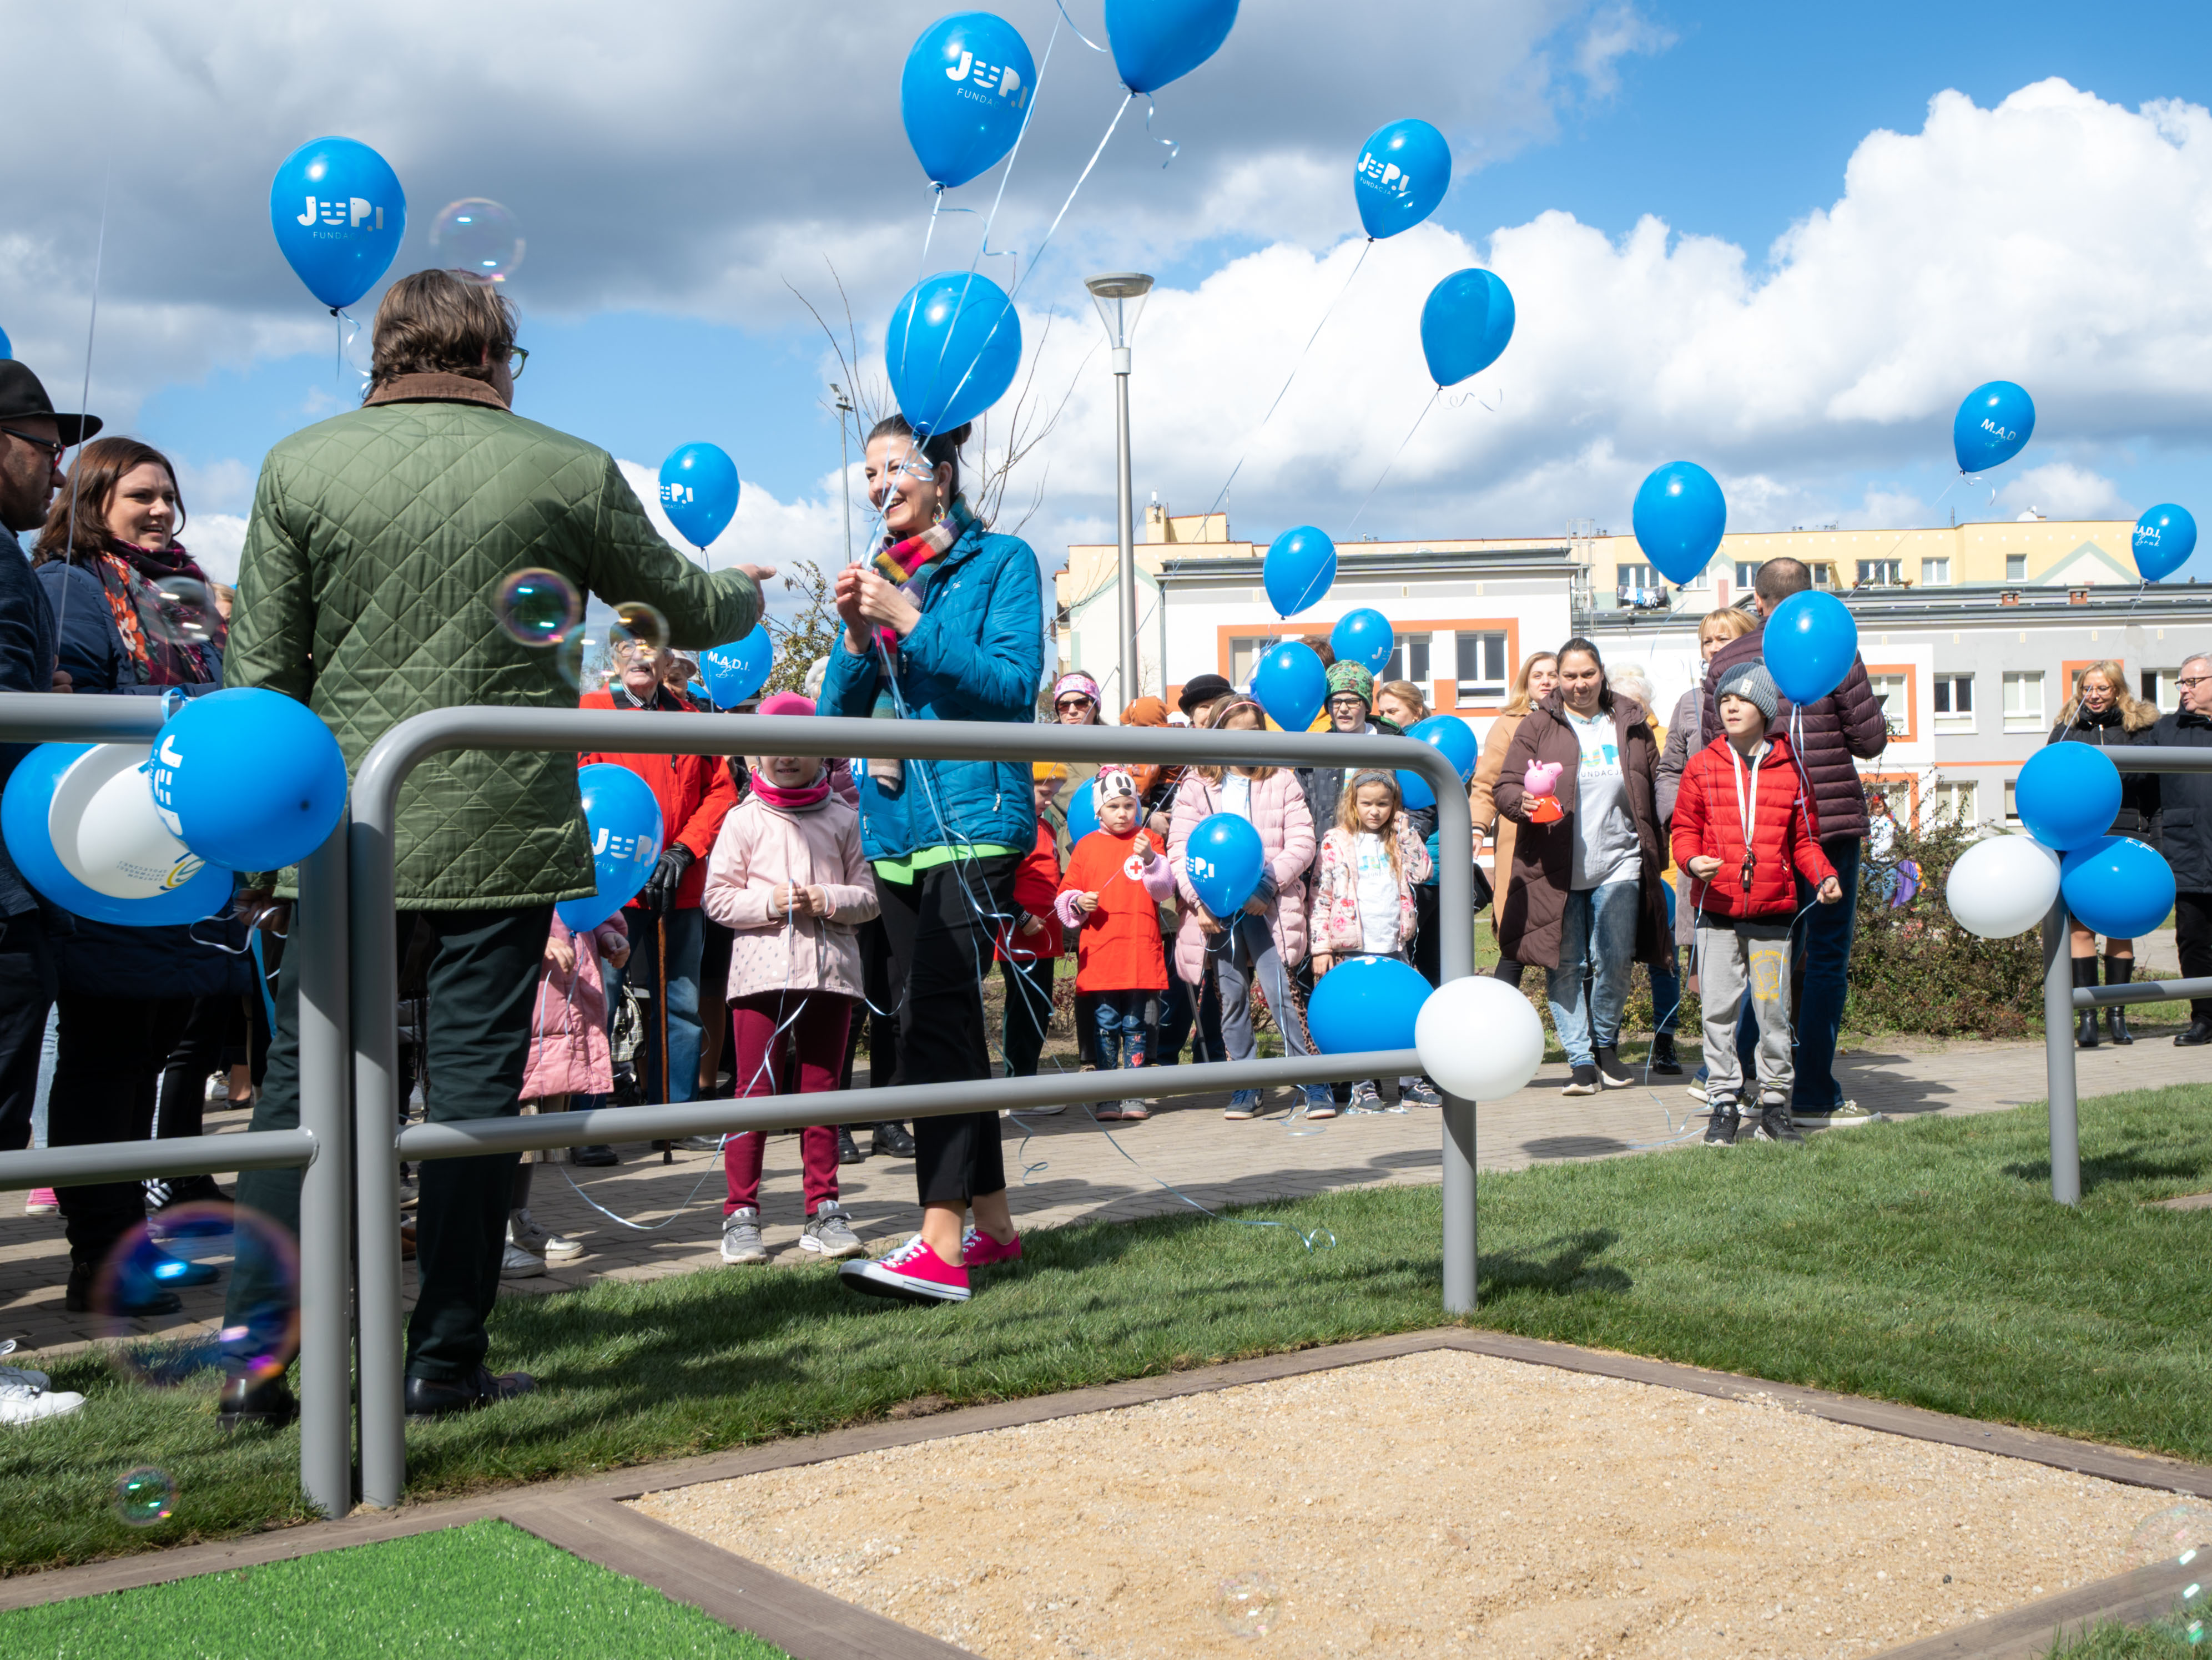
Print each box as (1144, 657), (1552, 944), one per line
(750, 775), (832, 811)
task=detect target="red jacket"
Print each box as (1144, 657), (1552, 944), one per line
(580, 688), (738, 911)
(997, 819), (1064, 966)
(1057, 827), (1173, 992)
(1669, 733), (1836, 921)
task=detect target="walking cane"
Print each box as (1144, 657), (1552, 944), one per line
(657, 916), (673, 1164)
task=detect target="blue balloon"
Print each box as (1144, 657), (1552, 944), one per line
(1307, 954), (1430, 1053)
(268, 137), (406, 311)
(1329, 608), (1394, 675)
(901, 13), (1036, 189)
(2, 743), (234, 927)
(698, 630), (773, 708)
(148, 689), (349, 872)
(0, 325), (11, 359)
(1419, 268), (1514, 388)
(1103, 0), (1239, 94)
(2016, 741), (2122, 854)
(1353, 118), (1451, 240)
(1631, 461), (1726, 587)
(556, 764), (666, 933)
(1411, 715), (1476, 781)
(886, 270), (1022, 439)
(658, 443), (739, 551)
(1065, 780), (1100, 844)
(1398, 768), (1434, 811)
(1762, 590), (1858, 708)
(1263, 526), (1336, 618)
(2133, 504), (2197, 582)
(1183, 812), (1265, 918)
(1952, 380), (2034, 474)
(1252, 641), (1327, 733)
(2060, 835), (2174, 941)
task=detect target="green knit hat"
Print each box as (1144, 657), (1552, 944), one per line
(1325, 661), (1374, 704)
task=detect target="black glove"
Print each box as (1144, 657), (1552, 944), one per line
(639, 844), (694, 914)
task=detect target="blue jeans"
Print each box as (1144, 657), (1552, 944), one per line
(1547, 881), (1639, 1067)
(1647, 945), (1682, 1036)
(1092, 990), (1152, 1073)
(607, 907), (703, 1106)
(1157, 967), (1224, 1064)
(1734, 836), (1860, 1108)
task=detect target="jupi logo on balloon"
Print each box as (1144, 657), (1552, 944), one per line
(293, 196), (388, 234)
(592, 825), (649, 866)
(1355, 152), (1417, 197)
(943, 50), (1026, 106)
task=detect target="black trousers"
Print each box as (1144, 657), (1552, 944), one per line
(871, 857), (1014, 1207)
(2176, 892), (2212, 1022)
(228, 905), (551, 1383)
(0, 912), (54, 1154)
(999, 954), (1056, 1078)
(52, 996), (192, 1274)
(154, 995), (246, 1146)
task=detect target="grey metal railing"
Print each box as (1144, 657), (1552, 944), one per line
(2039, 744), (2212, 1205)
(346, 708), (1477, 1510)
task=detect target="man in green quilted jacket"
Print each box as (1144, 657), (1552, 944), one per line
(218, 271), (767, 1427)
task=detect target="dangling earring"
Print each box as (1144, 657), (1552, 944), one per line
(931, 501), (946, 526)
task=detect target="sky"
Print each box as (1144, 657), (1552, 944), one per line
(6, 0), (2211, 597)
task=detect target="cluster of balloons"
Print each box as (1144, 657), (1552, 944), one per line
(1946, 743), (2173, 942)
(2, 690), (347, 928)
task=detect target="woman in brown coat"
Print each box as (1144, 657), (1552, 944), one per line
(1466, 652), (1558, 987)
(1494, 638), (1667, 1096)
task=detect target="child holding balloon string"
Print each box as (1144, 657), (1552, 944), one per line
(1309, 771), (1432, 1110)
(1055, 768), (1176, 1121)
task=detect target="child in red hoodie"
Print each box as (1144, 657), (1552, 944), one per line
(1670, 663), (1842, 1147)
(1055, 767), (1176, 1122)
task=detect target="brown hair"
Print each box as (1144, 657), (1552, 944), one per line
(1699, 606), (1757, 647)
(32, 436), (184, 565)
(867, 413), (973, 502)
(2063, 658), (2156, 733)
(369, 270), (517, 394)
(1499, 651), (1559, 718)
(1338, 770), (1408, 883)
(1195, 697), (1277, 783)
(1373, 679), (1429, 724)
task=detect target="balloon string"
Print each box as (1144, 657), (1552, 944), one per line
(1201, 236), (1374, 528)
(1048, 0), (1110, 53)
(1344, 387), (1439, 537)
(1142, 94), (1179, 166)
(1867, 473), (1958, 574)
(51, 165), (110, 674)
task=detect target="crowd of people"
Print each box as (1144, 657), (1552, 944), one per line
(2, 268), (2206, 1430)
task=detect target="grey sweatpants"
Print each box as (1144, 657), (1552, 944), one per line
(1215, 914), (1314, 1064)
(1695, 919), (1793, 1105)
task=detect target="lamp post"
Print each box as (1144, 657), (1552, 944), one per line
(831, 383), (855, 566)
(1085, 271), (1153, 705)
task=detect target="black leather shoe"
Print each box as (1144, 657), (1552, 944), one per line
(404, 1365), (537, 1419)
(871, 1121), (916, 1159)
(64, 1263), (181, 1318)
(218, 1373), (298, 1432)
(570, 1144), (619, 1167)
(1648, 1033), (1683, 1076)
(837, 1126), (866, 1165)
(2176, 1018), (2212, 1047)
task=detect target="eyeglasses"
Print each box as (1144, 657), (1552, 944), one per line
(506, 346), (528, 379)
(0, 427), (65, 465)
(2180, 676), (2210, 690)
(1056, 697), (1095, 711)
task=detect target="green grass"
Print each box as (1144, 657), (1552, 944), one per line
(4, 1086), (2211, 1579)
(2046, 1612), (2208, 1657)
(0, 1519), (789, 1657)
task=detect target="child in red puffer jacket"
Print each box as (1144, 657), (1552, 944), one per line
(1670, 663), (1841, 1147)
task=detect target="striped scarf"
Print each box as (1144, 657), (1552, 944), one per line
(869, 496), (974, 657)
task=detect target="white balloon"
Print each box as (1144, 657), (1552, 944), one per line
(1415, 976), (1546, 1101)
(1944, 834), (2060, 939)
(54, 744), (206, 900)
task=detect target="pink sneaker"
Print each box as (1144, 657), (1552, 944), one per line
(23, 1189), (57, 1217)
(839, 1235), (970, 1304)
(961, 1227), (1022, 1269)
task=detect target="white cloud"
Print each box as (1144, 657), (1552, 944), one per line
(612, 460), (846, 627)
(1998, 462), (2133, 522)
(185, 512), (246, 587)
(1573, 3), (1674, 99)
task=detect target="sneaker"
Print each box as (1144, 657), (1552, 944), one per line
(1400, 1078), (1444, 1107)
(1019, 1102), (1067, 1117)
(1805, 1100), (1883, 1126)
(961, 1227), (1023, 1268)
(498, 1242), (546, 1279)
(800, 1202), (865, 1260)
(839, 1235), (970, 1305)
(0, 1368), (83, 1426)
(1685, 1081), (1711, 1105)
(720, 1208), (768, 1265)
(145, 1252), (219, 1290)
(204, 1072), (229, 1104)
(1116, 1099), (1150, 1121)
(1223, 1090), (1262, 1121)
(1702, 1100), (1740, 1147)
(509, 1208), (580, 1263)
(1561, 1064), (1601, 1097)
(1752, 1101), (1806, 1144)
(23, 1189), (56, 1217)
(1302, 1085), (1338, 1120)
(1593, 1046), (1635, 1089)
(1349, 1081), (1383, 1111)
(1095, 1101), (1126, 1122)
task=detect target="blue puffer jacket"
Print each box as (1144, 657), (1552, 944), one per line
(820, 518), (1042, 863)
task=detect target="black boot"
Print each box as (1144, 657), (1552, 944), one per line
(2104, 956), (2135, 1044)
(2073, 957), (2100, 1048)
(1649, 1032), (1682, 1076)
(837, 1125), (866, 1165)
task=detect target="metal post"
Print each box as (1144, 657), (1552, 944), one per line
(294, 825), (354, 1517)
(833, 385), (854, 567)
(1429, 775), (1479, 1313)
(349, 787), (407, 1511)
(2042, 900), (2080, 1207)
(1113, 349), (1138, 702)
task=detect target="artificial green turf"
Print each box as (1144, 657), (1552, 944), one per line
(3, 1084), (2210, 1576)
(0, 1519), (789, 1657)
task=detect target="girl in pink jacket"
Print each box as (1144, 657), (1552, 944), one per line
(506, 913), (629, 1272)
(701, 748), (881, 1266)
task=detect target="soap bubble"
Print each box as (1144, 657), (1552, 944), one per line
(1213, 1571), (1279, 1639)
(100, 1203), (298, 1389)
(2134, 1502), (2212, 1566)
(430, 199), (525, 285)
(609, 601), (669, 659)
(114, 1466), (175, 1527)
(149, 574), (220, 649)
(553, 630), (589, 694)
(493, 568), (582, 647)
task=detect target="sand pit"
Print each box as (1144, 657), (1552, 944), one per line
(630, 1350), (2185, 1658)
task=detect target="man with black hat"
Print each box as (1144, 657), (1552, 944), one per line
(0, 360), (100, 1157)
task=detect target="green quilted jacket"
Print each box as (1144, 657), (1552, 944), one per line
(224, 375), (762, 907)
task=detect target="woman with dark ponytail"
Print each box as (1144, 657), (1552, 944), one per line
(822, 415), (1044, 1305)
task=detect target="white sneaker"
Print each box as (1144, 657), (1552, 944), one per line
(720, 1208), (769, 1265)
(508, 1208), (580, 1263)
(498, 1242), (546, 1279)
(1807, 1100), (1884, 1126)
(0, 1374), (83, 1425)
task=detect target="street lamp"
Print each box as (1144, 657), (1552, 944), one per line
(1085, 271), (1153, 705)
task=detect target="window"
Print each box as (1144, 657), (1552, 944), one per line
(1734, 560), (1760, 590)
(1811, 563), (1838, 589)
(1857, 559), (1902, 587)
(1454, 631), (1509, 701)
(1921, 557), (1951, 586)
(2002, 670), (2045, 732)
(2005, 553), (2027, 581)
(1228, 635), (1269, 688)
(2003, 779), (2020, 824)
(1867, 673), (1909, 735)
(1615, 562), (1667, 608)
(1383, 632), (1430, 685)
(1932, 673), (1974, 731)
(1931, 779), (1978, 827)
(2145, 669), (2181, 713)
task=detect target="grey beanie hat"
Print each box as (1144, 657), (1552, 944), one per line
(1715, 661), (1780, 725)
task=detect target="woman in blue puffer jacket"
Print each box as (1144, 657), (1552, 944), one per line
(32, 438), (251, 1317)
(822, 415), (1042, 1306)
